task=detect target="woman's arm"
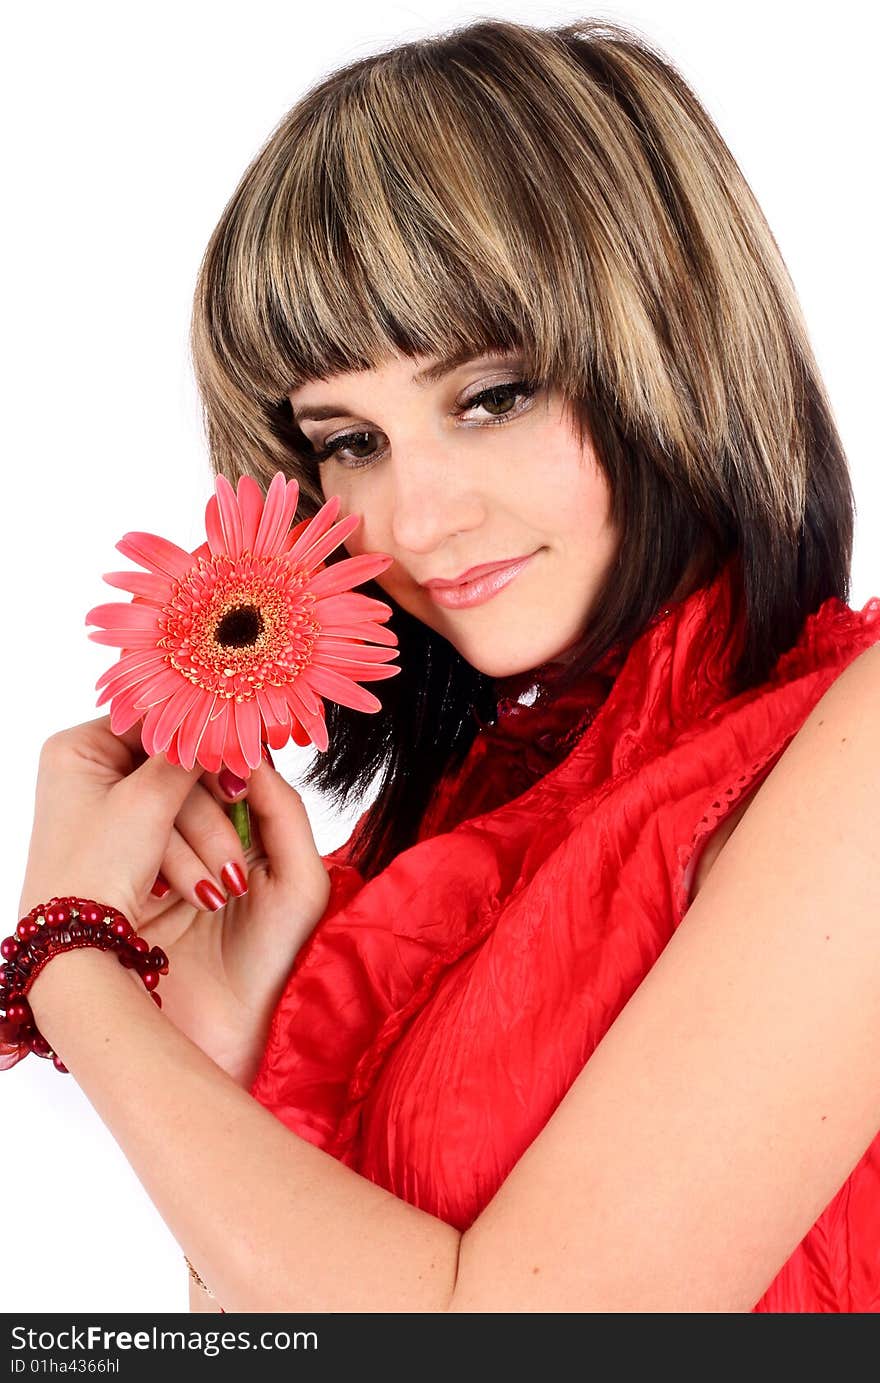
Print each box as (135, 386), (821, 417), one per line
(188, 1273), (222, 1313)
(28, 950), (461, 1314)
(449, 639), (880, 1312)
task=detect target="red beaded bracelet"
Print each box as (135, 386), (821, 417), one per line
(0, 896), (168, 1073)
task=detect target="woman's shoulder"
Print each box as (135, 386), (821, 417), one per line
(686, 627), (880, 907)
(690, 636), (880, 903)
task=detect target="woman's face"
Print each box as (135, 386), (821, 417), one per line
(288, 348), (620, 679)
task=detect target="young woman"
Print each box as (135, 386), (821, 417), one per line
(14, 17), (880, 1312)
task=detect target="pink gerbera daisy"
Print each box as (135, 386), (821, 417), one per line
(85, 472), (400, 779)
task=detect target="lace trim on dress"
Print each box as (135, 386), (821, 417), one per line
(674, 745), (789, 920)
(673, 591), (880, 921)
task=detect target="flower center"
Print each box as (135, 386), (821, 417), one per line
(214, 604), (265, 649)
(159, 552), (321, 701)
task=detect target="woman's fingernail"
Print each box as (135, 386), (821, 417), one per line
(261, 743), (275, 767)
(218, 768), (247, 797)
(220, 861), (248, 897)
(150, 873), (171, 899)
(195, 878), (226, 912)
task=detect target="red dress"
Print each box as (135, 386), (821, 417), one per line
(249, 558), (880, 1312)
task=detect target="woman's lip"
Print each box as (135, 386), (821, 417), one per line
(424, 555), (534, 589)
(424, 552), (538, 608)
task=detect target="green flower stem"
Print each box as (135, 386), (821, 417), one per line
(228, 798), (252, 851)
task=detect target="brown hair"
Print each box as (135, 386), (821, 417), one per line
(189, 16), (855, 878)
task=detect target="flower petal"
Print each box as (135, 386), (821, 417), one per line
(312, 638), (400, 663)
(290, 717), (314, 748)
(314, 620), (398, 647)
(278, 474), (303, 546)
(140, 702), (166, 756)
(95, 650), (165, 692)
(289, 511), (361, 573)
(109, 695), (149, 738)
(289, 511), (359, 569)
(222, 705), (250, 779)
(341, 663), (400, 682)
(302, 664), (383, 713)
(215, 474), (245, 558)
(256, 685), (291, 733)
(198, 702), (230, 774)
(313, 592), (394, 623)
(289, 673), (322, 716)
(101, 570), (172, 601)
(284, 683), (330, 752)
(85, 602), (162, 631)
(115, 532), (195, 582)
(177, 691), (217, 771)
(253, 471), (299, 558)
(257, 688), (291, 752)
(263, 720), (293, 754)
(204, 495), (226, 557)
(88, 628), (162, 649)
(237, 474), (266, 552)
(132, 668), (187, 709)
(310, 660), (401, 682)
(305, 553), (395, 600)
(284, 495), (341, 566)
(286, 515), (316, 552)
(233, 695), (263, 771)
(150, 683), (205, 755)
(96, 659), (173, 709)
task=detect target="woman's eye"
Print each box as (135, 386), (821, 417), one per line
(310, 378), (540, 470)
(463, 379), (539, 420)
(311, 431), (377, 468)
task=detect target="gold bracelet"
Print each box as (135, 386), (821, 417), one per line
(184, 1253), (216, 1299)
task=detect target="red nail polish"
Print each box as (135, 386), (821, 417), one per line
(220, 861), (248, 897)
(219, 767), (247, 797)
(195, 878), (226, 912)
(151, 874), (171, 899)
(261, 743), (275, 767)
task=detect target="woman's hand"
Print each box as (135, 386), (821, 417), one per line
(20, 714), (332, 1087)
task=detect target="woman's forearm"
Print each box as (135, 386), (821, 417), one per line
(188, 1275), (222, 1313)
(28, 947), (461, 1313)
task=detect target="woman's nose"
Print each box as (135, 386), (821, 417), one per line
(388, 442), (485, 553)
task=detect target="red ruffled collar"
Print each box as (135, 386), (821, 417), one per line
(472, 643), (628, 764)
(459, 556), (750, 797)
(470, 567), (705, 762)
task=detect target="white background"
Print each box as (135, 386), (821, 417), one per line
(3, 0), (877, 1313)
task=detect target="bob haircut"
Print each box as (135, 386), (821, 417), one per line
(190, 16), (855, 880)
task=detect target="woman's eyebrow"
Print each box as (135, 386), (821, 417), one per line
(411, 347), (515, 386)
(290, 349), (519, 425)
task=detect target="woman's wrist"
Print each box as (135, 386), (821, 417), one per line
(26, 942), (155, 1060)
(26, 941), (139, 1021)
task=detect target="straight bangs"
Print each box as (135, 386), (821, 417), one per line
(191, 44), (615, 496)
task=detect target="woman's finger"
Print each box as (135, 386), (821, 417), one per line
(201, 766), (249, 805)
(173, 779), (251, 901)
(201, 743), (273, 808)
(199, 765), (267, 861)
(153, 820), (230, 912)
(239, 759), (327, 895)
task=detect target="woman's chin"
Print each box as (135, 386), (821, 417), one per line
(457, 642), (581, 682)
